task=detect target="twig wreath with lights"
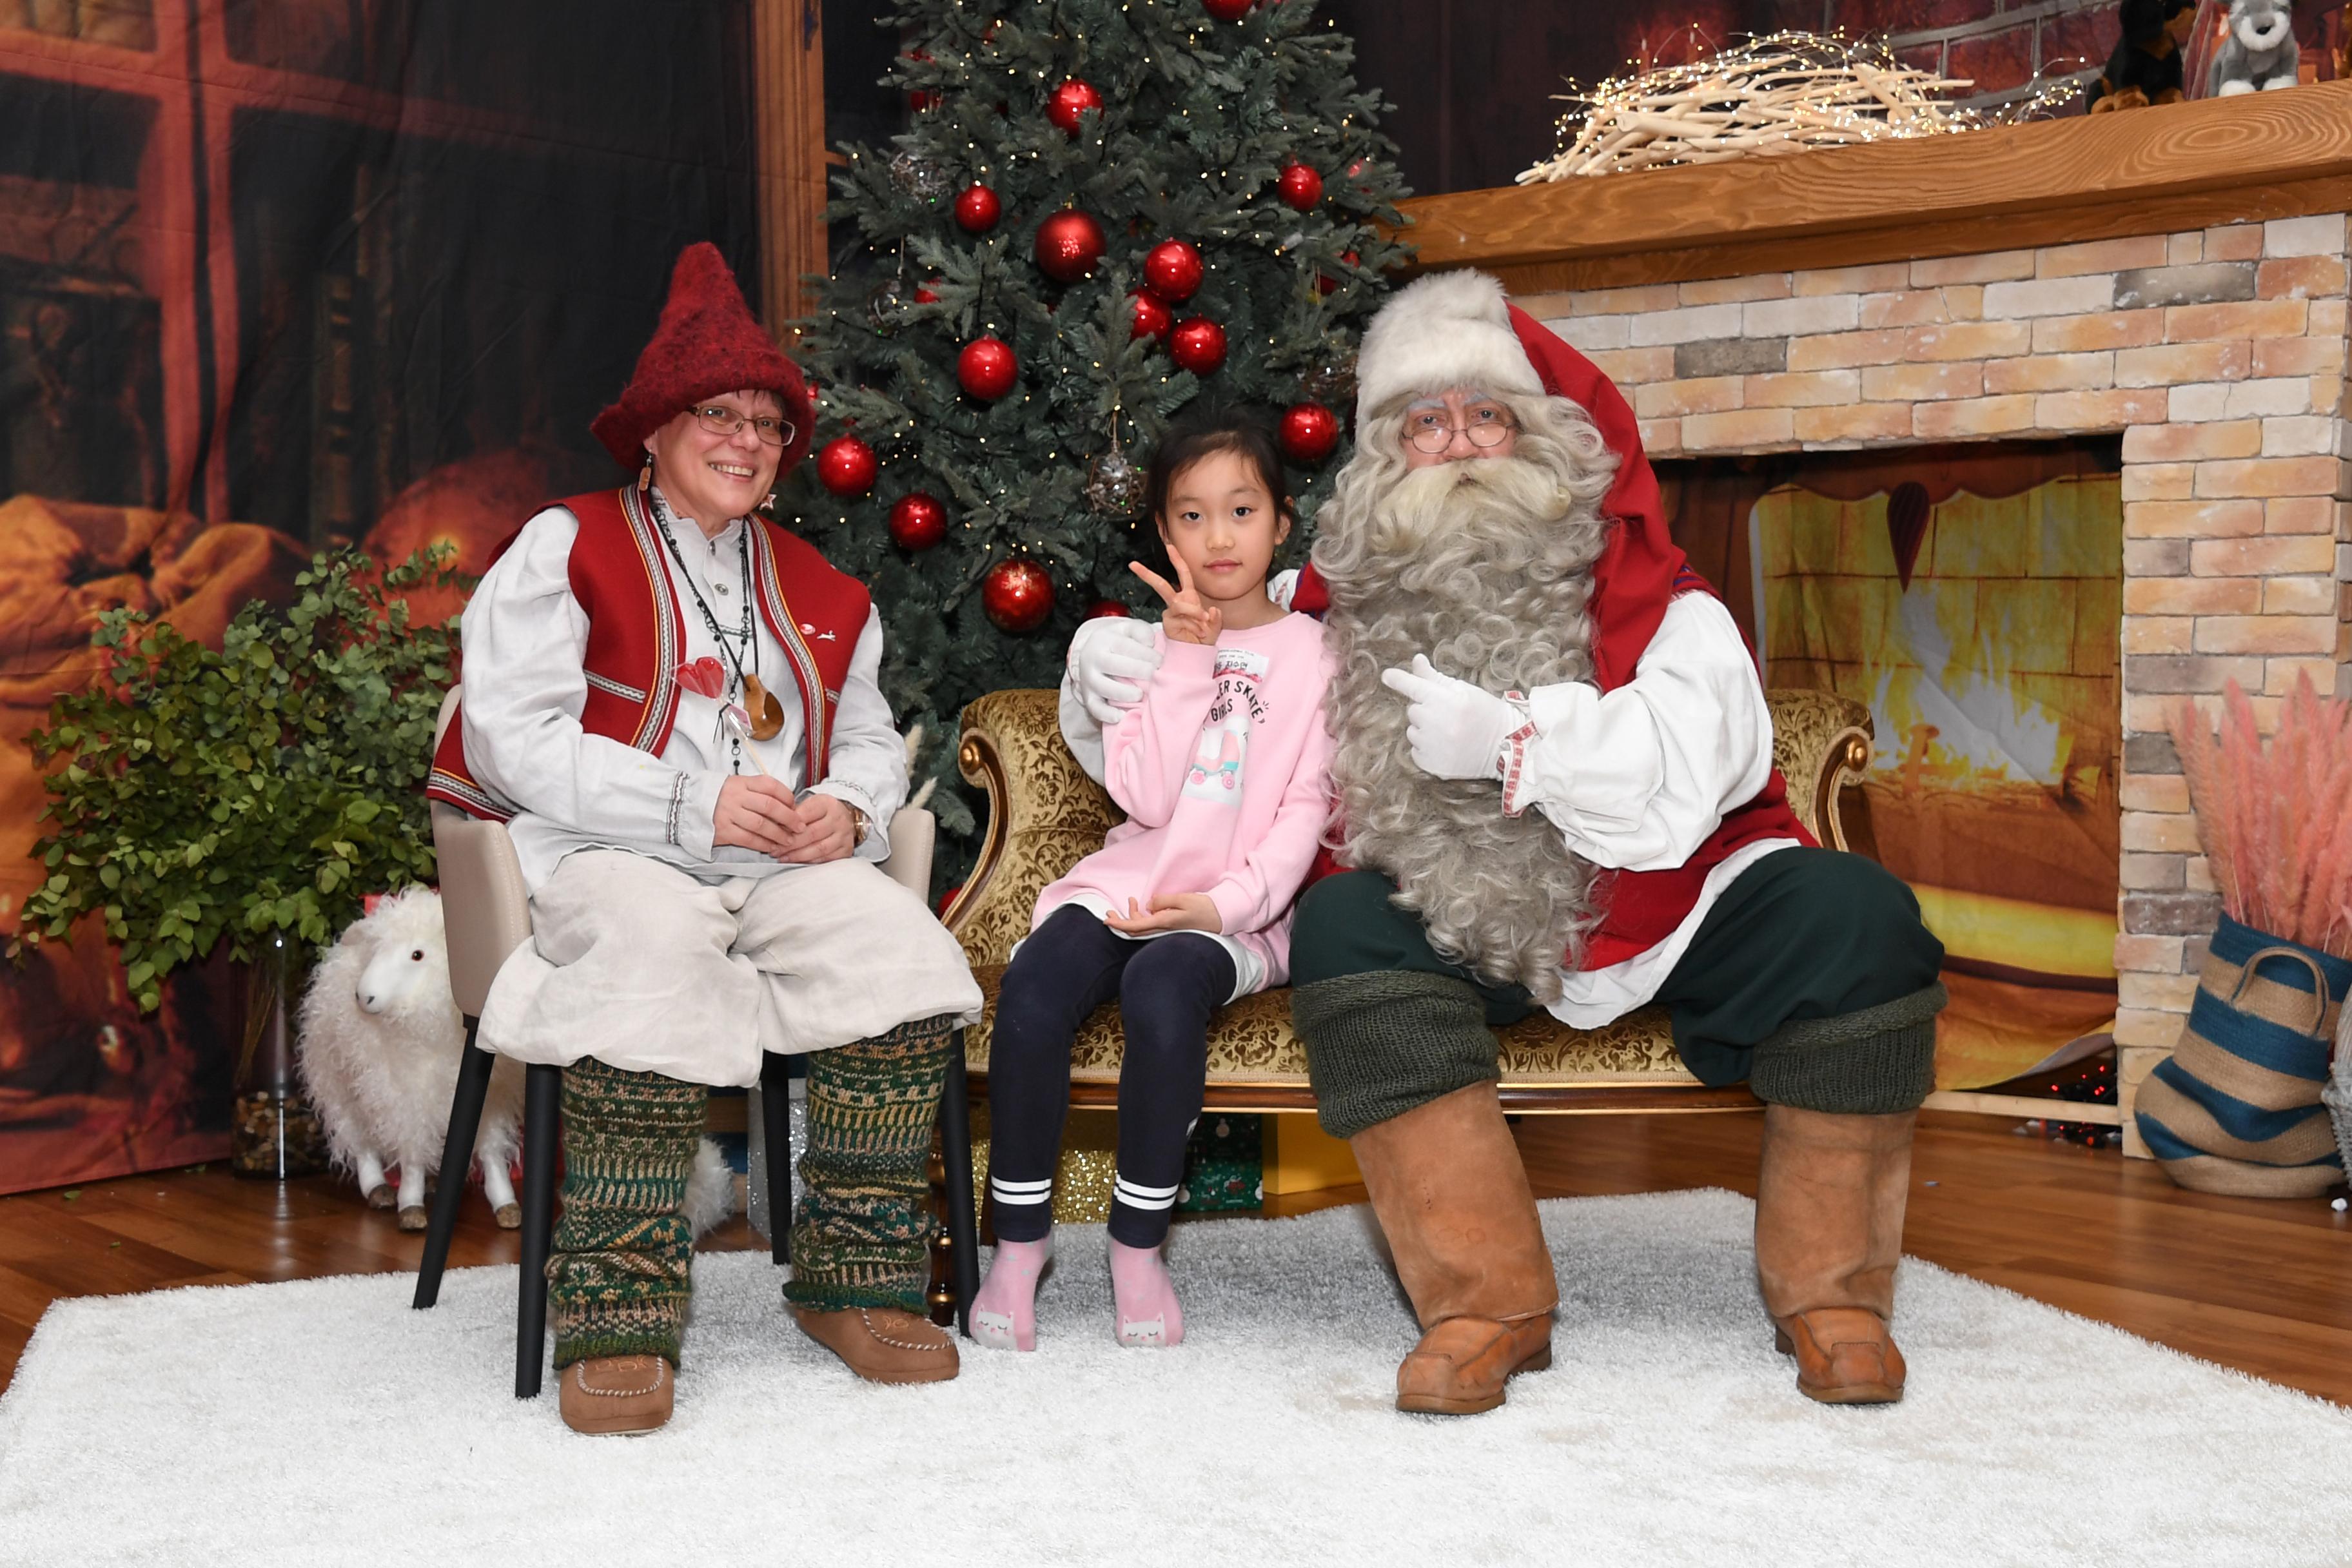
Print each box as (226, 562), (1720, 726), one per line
(1521, 31), (2086, 182)
(782, 0), (1410, 850)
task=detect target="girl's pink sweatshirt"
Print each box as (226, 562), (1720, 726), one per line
(1034, 611), (1335, 990)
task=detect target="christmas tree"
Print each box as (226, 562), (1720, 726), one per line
(783, 0), (1410, 862)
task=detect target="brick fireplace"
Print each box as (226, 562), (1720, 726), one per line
(1395, 86), (2352, 1153)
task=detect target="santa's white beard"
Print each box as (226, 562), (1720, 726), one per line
(1313, 455), (1613, 1001)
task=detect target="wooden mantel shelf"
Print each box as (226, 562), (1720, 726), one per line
(1393, 80), (2352, 293)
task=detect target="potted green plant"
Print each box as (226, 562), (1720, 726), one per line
(15, 547), (458, 1177)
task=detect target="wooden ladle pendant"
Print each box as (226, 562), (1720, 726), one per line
(740, 673), (787, 741)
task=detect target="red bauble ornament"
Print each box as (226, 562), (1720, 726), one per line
(1129, 289), (1173, 340)
(1277, 162), (1324, 211)
(914, 277), (943, 304)
(983, 558), (1055, 633)
(1316, 248), (1361, 298)
(1203, 0), (1252, 16)
(1047, 77), (1103, 135)
(957, 335), (1019, 400)
(816, 436), (879, 496)
(1169, 317), (1227, 376)
(1086, 599), (1134, 620)
(1143, 239), (1204, 303)
(888, 491), (948, 551)
(905, 49), (941, 112)
(1033, 210), (1107, 282)
(1279, 401), (1341, 464)
(954, 182), (1001, 233)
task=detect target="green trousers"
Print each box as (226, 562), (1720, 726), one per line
(546, 1015), (954, 1369)
(1289, 848), (1946, 1139)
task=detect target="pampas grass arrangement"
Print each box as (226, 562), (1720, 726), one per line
(2169, 674), (2352, 959)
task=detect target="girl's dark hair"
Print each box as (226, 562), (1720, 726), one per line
(1141, 404), (1293, 532)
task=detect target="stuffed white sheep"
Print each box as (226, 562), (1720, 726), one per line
(298, 886), (738, 1236)
(299, 886), (525, 1230)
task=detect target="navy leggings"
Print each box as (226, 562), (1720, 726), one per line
(988, 903), (1236, 1248)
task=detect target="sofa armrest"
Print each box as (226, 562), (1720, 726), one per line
(945, 689), (1122, 968)
(1763, 687), (1873, 852)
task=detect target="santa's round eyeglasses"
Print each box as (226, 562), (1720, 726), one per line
(694, 406), (794, 447)
(1403, 407), (1516, 453)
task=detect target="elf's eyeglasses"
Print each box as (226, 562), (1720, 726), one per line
(694, 406), (794, 447)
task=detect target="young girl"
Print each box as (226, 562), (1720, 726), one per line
(972, 406), (1335, 1351)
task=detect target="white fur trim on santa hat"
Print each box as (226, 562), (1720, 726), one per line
(1353, 269), (1543, 422)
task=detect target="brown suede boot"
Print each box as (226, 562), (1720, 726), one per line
(1753, 1104), (1917, 1405)
(1349, 1081), (1557, 1416)
(792, 1306), (961, 1385)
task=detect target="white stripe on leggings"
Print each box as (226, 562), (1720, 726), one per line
(991, 1176), (1054, 1205)
(1113, 1175), (1181, 1211)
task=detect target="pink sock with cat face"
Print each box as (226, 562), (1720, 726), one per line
(972, 1237), (1053, 1351)
(1109, 1239), (1184, 1348)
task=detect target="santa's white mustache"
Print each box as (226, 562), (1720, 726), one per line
(1361, 453), (1573, 556)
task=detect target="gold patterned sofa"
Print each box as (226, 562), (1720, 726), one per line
(941, 687), (1873, 1117)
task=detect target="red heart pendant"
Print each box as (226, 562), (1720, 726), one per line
(674, 657), (727, 700)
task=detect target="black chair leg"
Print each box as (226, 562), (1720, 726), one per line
(760, 1052), (793, 1266)
(411, 1020), (495, 1310)
(515, 1063), (561, 1399)
(938, 1036), (980, 1338)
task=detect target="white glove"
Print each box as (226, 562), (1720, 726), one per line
(1066, 616), (1164, 727)
(1379, 654), (1524, 781)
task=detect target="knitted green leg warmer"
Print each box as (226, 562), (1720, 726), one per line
(1749, 981), (1948, 1114)
(545, 1056), (707, 1369)
(1292, 970), (1499, 1140)
(783, 1014), (956, 1314)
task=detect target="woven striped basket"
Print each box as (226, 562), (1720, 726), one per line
(2135, 916), (2347, 1199)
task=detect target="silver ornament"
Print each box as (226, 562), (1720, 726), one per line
(887, 148), (952, 201)
(1085, 448), (1145, 516)
(867, 276), (909, 334)
(1302, 354), (1358, 407)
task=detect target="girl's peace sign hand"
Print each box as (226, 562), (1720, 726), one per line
(1130, 554), (1222, 646)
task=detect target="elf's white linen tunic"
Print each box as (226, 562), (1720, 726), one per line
(460, 491), (981, 1086)
(1059, 580), (1798, 1029)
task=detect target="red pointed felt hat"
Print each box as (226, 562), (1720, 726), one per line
(589, 242), (815, 473)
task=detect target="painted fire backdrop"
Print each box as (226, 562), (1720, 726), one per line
(1663, 440), (2124, 1092)
(0, 0), (762, 1193)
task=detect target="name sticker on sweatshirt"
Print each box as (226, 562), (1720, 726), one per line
(1183, 647), (1270, 804)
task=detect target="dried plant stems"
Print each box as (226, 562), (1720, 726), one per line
(2170, 674), (2352, 959)
(1522, 32), (2081, 182)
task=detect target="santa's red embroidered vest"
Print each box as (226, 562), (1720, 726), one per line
(427, 485), (870, 823)
(1291, 561), (1813, 974)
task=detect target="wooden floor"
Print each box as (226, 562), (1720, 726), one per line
(3, 1110), (2347, 1404)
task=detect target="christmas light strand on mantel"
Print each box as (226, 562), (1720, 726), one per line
(1520, 32), (2086, 182)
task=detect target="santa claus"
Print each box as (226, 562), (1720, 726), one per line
(1062, 271), (1946, 1416)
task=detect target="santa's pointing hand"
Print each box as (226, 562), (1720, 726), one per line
(1380, 654), (1529, 782)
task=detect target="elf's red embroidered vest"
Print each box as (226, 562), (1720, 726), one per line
(427, 485), (870, 823)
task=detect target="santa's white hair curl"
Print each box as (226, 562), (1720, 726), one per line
(1310, 389), (1620, 1000)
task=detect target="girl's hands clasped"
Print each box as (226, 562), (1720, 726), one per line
(1130, 553), (1222, 646)
(1104, 892), (1223, 935)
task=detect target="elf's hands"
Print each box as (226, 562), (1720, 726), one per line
(1103, 892), (1224, 935)
(1130, 554), (1222, 646)
(1378, 654), (1521, 781)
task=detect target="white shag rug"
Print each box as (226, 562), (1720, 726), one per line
(3, 1189), (2347, 1567)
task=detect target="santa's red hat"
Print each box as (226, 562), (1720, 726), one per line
(1340, 268), (1691, 689)
(589, 243), (815, 473)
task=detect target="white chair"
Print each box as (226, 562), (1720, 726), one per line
(409, 686), (979, 1397)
